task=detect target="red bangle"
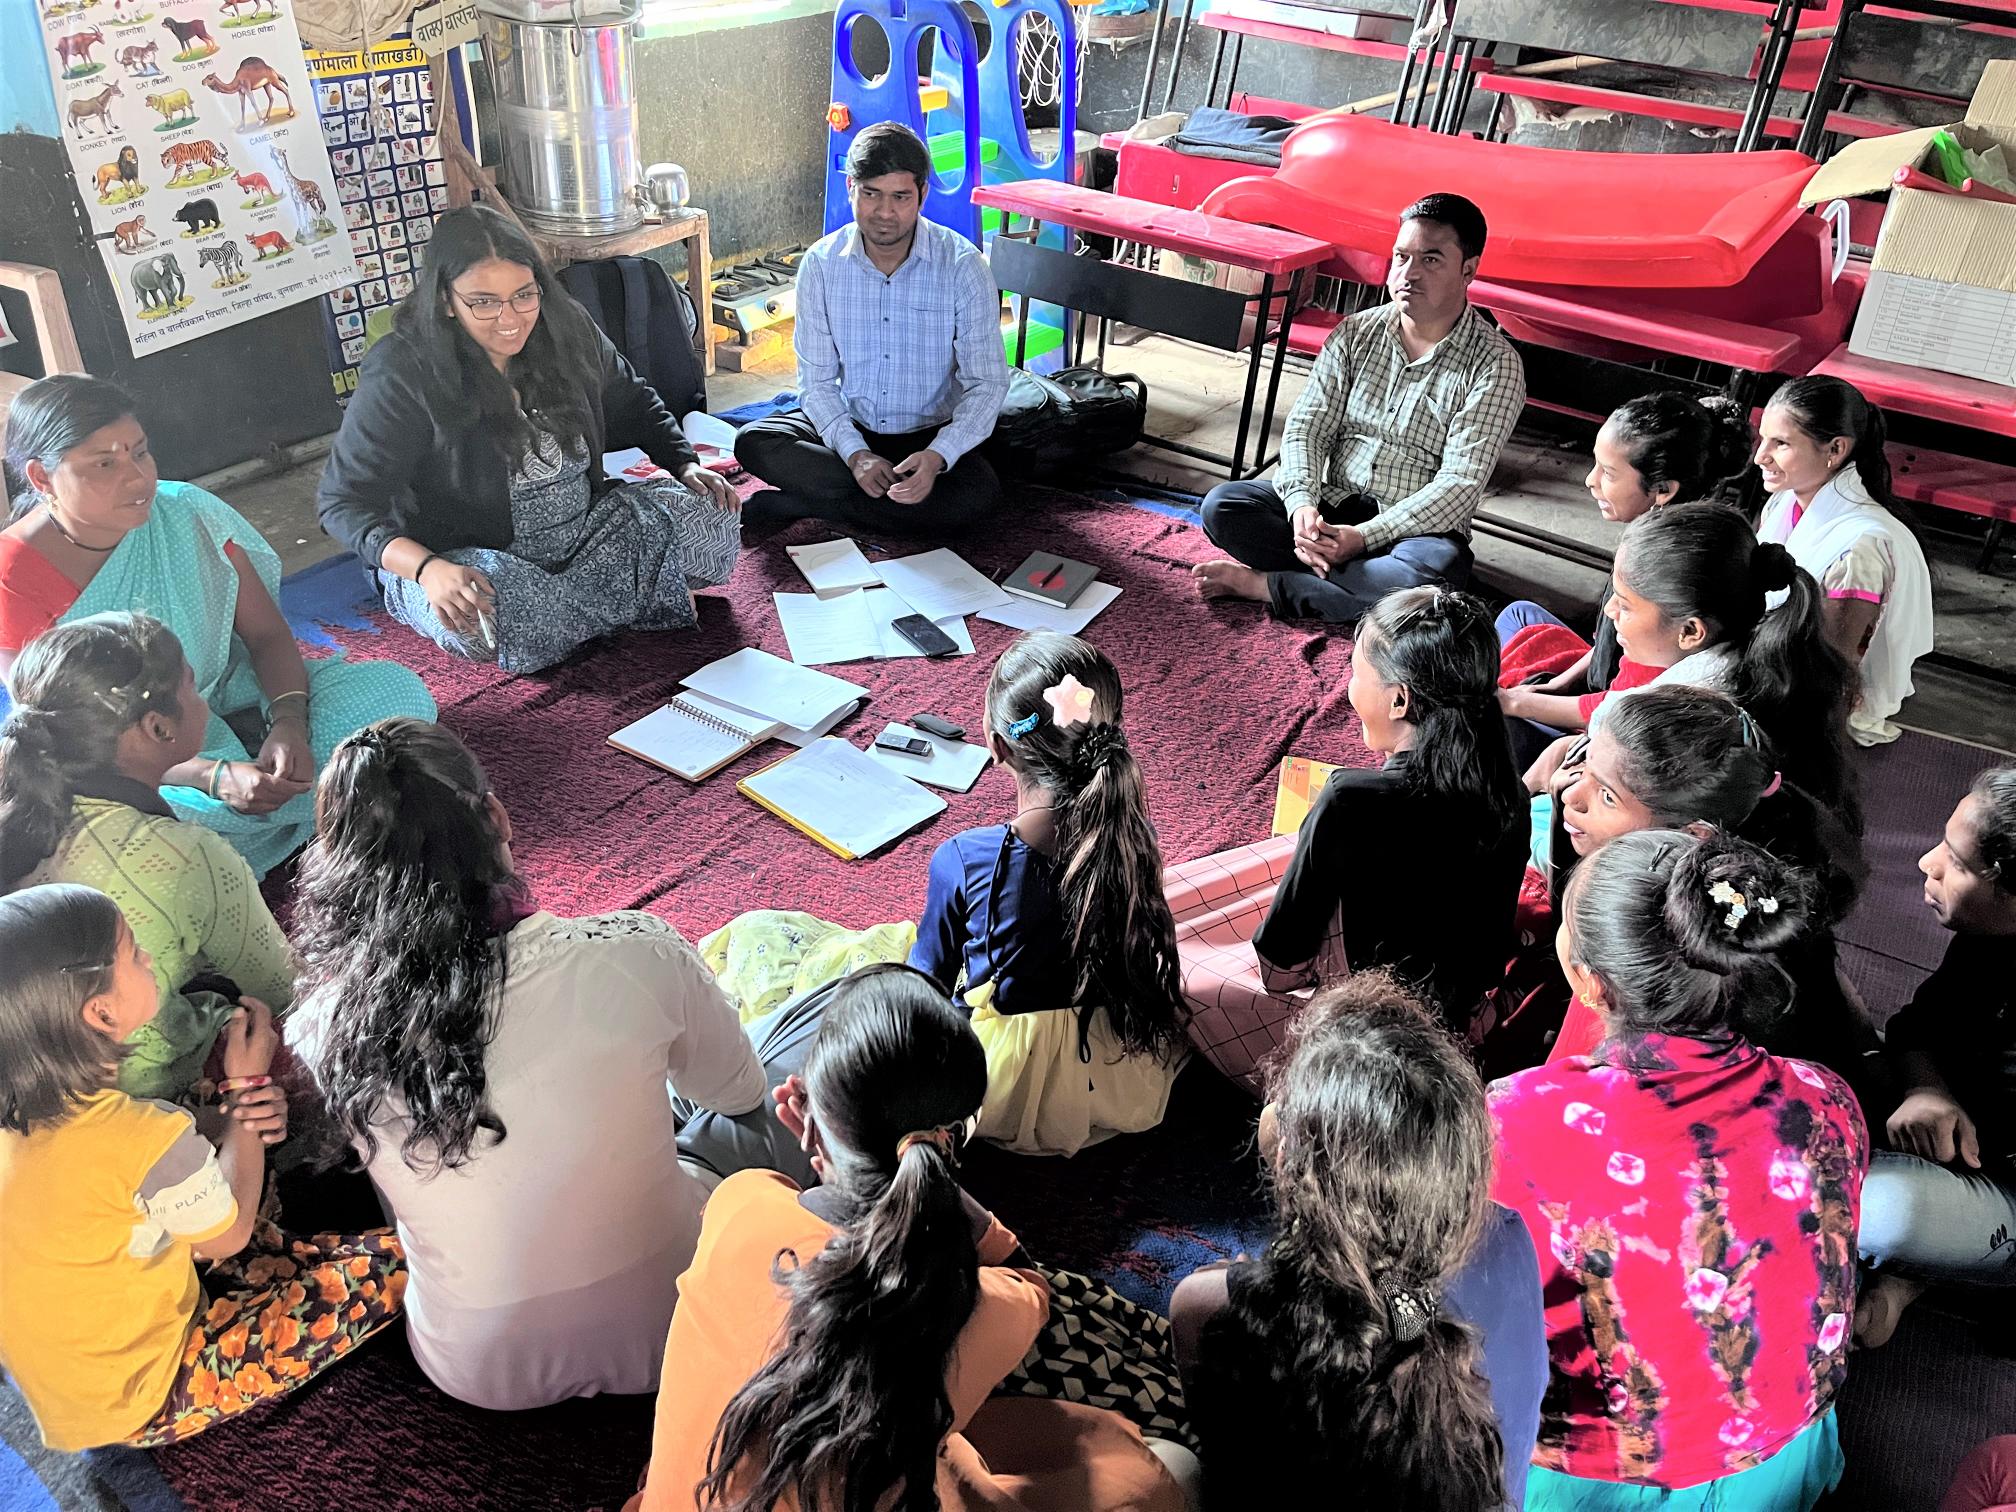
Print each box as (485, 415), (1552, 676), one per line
(218, 1075), (271, 1094)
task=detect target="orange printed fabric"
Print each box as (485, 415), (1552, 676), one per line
(125, 1222), (406, 1448)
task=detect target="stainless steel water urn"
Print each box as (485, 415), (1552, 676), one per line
(480, 0), (644, 235)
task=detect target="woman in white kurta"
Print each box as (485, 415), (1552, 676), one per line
(286, 719), (812, 1411)
(1755, 377), (1934, 746)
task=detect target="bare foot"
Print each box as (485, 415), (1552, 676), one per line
(1192, 559), (1270, 603)
(1853, 1273), (1925, 1349)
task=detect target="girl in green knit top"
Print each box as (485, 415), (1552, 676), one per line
(0, 613), (293, 1099)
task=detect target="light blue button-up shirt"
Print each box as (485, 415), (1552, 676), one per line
(792, 216), (1011, 470)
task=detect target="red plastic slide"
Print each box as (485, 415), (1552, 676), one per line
(1198, 111), (1820, 289)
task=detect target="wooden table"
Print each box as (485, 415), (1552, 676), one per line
(524, 211), (716, 376)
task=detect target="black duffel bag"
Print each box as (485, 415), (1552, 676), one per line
(983, 366), (1148, 479)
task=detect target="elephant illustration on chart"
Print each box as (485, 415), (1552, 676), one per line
(131, 252), (187, 313)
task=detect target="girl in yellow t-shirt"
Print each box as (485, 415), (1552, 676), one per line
(0, 883), (403, 1450)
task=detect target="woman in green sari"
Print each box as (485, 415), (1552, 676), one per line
(1, 375), (435, 878)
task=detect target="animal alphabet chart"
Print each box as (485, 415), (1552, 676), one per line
(40, 0), (356, 357)
(301, 35), (447, 404)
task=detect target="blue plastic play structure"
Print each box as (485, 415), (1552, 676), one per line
(824, 0), (1089, 361)
(823, 0), (988, 241)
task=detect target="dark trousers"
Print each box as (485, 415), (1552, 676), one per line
(734, 407), (1002, 538)
(1200, 478), (1473, 624)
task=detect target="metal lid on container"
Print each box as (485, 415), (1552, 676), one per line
(476, 0), (640, 26)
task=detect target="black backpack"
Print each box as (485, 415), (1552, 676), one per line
(558, 255), (707, 420)
(983, 366), (1148, 479)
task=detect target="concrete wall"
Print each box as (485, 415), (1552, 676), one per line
(636, 10), (842, 262)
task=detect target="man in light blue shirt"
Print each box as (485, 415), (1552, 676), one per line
(735, 123), (1011, 538)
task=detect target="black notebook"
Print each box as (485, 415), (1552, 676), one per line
(1001, 551), (1099, 609)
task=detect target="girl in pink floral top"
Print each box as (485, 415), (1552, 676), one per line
(1489, 828), (1868, 1511)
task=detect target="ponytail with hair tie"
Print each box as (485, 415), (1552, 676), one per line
(0, 709), (62, 759)
(1751, 541), (1798, 595)
(1067, 723), (1130, 779)
(896, 1125), (960, 1164)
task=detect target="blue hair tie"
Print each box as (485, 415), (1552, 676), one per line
(1007, 710), (1041, 740)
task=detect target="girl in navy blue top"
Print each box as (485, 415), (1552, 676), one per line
(909, 631), (1188, 1156)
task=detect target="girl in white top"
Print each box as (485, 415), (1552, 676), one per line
(287, 718), (776, 1412)
(1755, 376), (1934, 746)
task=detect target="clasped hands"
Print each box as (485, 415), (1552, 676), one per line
(1290, 505), (1366, 579)
(849, 447), (944, 505)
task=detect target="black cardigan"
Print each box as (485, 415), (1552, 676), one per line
(315, 325), (700, 570)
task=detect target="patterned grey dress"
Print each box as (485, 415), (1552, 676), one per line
(378, 433), (741, 674)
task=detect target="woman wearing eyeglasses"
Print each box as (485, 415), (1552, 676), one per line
(316, 204), (741, 674)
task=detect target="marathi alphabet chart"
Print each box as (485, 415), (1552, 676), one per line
(40, 0), (357, 358)
(303, 35), (447, 404)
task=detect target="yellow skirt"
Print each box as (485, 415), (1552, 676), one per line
(699, 910), (1181, 1157)
(967, 982), (1184, 1158)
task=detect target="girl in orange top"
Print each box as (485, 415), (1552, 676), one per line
(632, 963), (1186, 1512)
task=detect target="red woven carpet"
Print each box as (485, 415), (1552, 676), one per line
(297, 488), (1379, 938)
(130, 490), (1363, 1511)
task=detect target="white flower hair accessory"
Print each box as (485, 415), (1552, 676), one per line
(1042, 673), (1097, 730)
(1709, 879), (1778, 932)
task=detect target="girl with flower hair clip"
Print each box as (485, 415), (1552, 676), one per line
(908, 630), (1190, 1157)
(1488, 827), (1867, 1511)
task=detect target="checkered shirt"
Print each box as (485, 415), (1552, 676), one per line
(792, 217), (1011, 470)
(1276, 302), (1526, 553)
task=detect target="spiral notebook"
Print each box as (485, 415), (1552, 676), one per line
(608, 695), (782, 782)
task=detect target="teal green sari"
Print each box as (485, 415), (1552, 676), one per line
(63, 482), (435, 878)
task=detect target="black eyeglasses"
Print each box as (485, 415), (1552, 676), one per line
(454, 289), (542, 321)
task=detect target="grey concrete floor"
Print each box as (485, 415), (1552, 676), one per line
(216, 334), (2013, 752)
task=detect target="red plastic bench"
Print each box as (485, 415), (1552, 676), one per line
(971, 178), (1332, 276)
(1197, 110), (1818, 288)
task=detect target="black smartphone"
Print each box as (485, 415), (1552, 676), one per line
(874, 731), (933, 757)
(891, 614), (960, 658)
(910, 712), (965, 741)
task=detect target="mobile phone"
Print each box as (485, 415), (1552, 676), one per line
(910, 712), (965, 741)
(874, 731), (933, 757)
(891, 614), (959, 658)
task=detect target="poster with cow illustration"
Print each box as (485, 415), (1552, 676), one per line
(39, 0), (356, 357)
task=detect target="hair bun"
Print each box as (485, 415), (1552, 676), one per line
(1663, 830), (1811, 976)
(0, 708), (61, 757)
(1750, 542), (1798, 595)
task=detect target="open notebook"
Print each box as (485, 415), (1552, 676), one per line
(738, 737), (946, 859)
(608, 694), (781, 782)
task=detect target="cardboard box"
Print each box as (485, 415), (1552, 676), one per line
(1801, 61), (2016, 388)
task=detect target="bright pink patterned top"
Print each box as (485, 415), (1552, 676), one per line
(1488, 1032), (1867, 1490)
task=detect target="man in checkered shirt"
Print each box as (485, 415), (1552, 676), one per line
(735, 123), (1011, 540)
(1193, 193), (1526, 624)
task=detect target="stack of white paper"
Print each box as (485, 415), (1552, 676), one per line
(774, 588), (975, 667)
(785, 537), (883, 598)
(874, 548), (1012, 621)
(741, 737), (947, 858)
(864, 723), (993, 793)
(977, 581), (1122, 637)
